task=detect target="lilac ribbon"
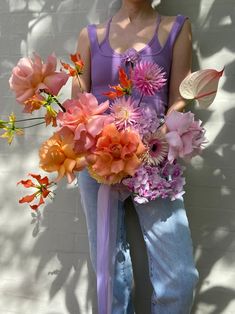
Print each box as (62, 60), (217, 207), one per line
(97, 184), (119, 314)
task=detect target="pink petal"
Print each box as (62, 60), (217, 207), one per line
(74, 124), (87, 140)
(42, 53), (57, 76)
(165, 131), (183, 162)
(181, 132), (194, 156)
(86, 115), (114, 138)
(167, 146), (179, 163)
(43, 72), (69, 95)
(165, 131), (182, 148)
(165, 111), (182, 132)
(93, 100), (110, 114)
(78, 92), (99, 113)
(165, 111), (194, 134)
(16, 88), (35, 103)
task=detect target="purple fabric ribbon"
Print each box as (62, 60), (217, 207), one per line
(97, 184), (119, 314)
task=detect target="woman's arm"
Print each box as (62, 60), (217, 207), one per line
(160, 18), (192, 133)
(167, 18), (192, 114)
(71, 27), (91, 97)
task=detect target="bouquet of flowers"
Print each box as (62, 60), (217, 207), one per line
(1, 51), (223, 314)
(1, 52), (223, 210)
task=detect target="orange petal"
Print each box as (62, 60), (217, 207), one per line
(124, 155), (141, 176)
(75, 155), (88, 171)
(110, 160), (125, 174)
(55, 165), (66, 182)
(63, 159), (77, 183)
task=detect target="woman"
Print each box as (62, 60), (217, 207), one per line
(72, 0), (199, 313)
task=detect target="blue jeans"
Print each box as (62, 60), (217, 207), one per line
(78, 170), (199, 314)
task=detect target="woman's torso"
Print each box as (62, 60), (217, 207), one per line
(87, 14), (187, 116)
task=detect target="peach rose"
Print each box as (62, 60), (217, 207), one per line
(39, 130), (88, 183)
(9, 53), (69, 104)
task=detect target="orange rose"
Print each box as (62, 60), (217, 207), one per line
(39, 131), (88, 183)
(89, 124), (146, 184)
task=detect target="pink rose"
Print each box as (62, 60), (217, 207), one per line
(165, 111), (206, 162)
(9, 53), (69, 103)
(57, 92), (114, 153)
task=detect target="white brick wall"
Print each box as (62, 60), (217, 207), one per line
(0, 0), (234, 313)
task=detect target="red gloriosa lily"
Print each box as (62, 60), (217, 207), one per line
(103, 68), (132, 99)
(61, 53), (85, 77)
(17, 173), (55, 210)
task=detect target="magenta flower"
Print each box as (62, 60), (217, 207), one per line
(165, 110), (206, 163)
(132, 61), (167, 96)
(110, 97), (142, 130)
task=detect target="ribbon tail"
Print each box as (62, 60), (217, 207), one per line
(97, 184), (119, 314)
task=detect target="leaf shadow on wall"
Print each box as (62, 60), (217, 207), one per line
(0, 0), (110, 313)
(31, 181), (97, 314)
(117, 1), (235, 314)
(157, 1), (235, 313)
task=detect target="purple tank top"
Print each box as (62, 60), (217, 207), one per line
(87, 14), (187, 116)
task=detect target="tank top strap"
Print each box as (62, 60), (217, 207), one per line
(87, 18), (114, 56)
(165, 15), (188, 49)
(99, 16), (112, 46)
(87, 24), (100, 57)
(155, 13), (162, 34)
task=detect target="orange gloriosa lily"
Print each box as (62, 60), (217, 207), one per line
(17, 173), (55, 210)
(103, 67), (132, 99)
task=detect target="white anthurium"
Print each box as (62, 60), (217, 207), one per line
(179, 68), (224, 108)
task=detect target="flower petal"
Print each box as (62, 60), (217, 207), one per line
(179, 68), (224, 108)
(19, 193), (36, 203)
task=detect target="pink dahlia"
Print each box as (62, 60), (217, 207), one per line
(110, 97), (142, 130)
(132, 61), (167, 96)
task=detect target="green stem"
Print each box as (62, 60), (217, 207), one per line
(21, 121), (46, 129)
(15, 117), (45, 123)
(39, 89), (66, 112)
